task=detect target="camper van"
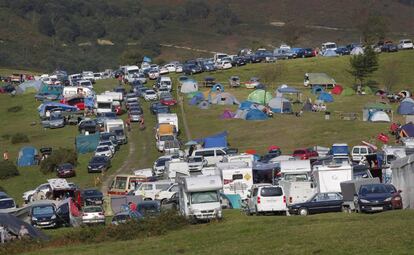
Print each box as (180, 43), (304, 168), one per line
(278, 160), (316, 205)
(104, 119), (127, 144)
(95, 95), (113, 114)
(157, 113), (179, 133)
(222, 154), (254, 167)
(131, 181), (175, 200)
(178, 175), (223, 221)
(102, 91), (123, 102)
(156, 123), (177, 152)
(108, 175), (148, 195)
(312, 163), (353, 193)
(321, 42), (337, 53)
(217, 162), (253, 200)
(125, 65), (140, 83)
(63, 86), (94, 99)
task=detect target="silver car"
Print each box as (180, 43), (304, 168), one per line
(82, 206), (105, 225)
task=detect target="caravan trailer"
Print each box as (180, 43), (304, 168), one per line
(217, 162), (252, 200)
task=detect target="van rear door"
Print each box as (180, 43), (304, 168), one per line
(259, 186), (286, 211)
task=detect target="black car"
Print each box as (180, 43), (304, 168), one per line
(231, 57), (246, 67)
(81, 188), (103, 206)
(150, 102), (170, 115)
(381, 43), (398, 52)
(78, 120), (98, 134)
(295, 48), (315, 58)
(56, 163), (76, 178)
(31, 203), (58, 228)
(87, 156), (111, 173)
(335, 47), (351, 55)
(183, 64), (202, 75)
(137, 201), (161, 217)
(288, 192), (343, 216)
(357, 183), (395, 213)
(162, 192), (179, 211)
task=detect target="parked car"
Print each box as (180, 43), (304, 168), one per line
(335, 46), (351, 55)
(81, 188), (103, 206)
(31, 203), (58, 228)
(215, 60), (232, 70)
(245, 77), (260, 89)
(95, 145), (113, 158)
(111, 211), (143, 225)
(292, 148), (318, 160)
(160, 192), (179, 210)
(159, 93), (177, 106)
(357, 183), (402, 213)
(144, 90), (158, 101)
(23, 183), (51, 204)
(137, 201), (161, 217)
(150, 102), (170, 115)
(288, 192), (343, 216)
(187, 156), (206, 171)
(147, 69), (160, 80)
(381, 42), (398, 52)
(351, 146), (373, 162)
(88, 155), (111, 173)
(398, 39), (413, 50)
(246, 184), (287, 215)
(78, 120), (98, 134)
(99, 140), (117, 153)
(56, 163), (76, 178)
(0, 195), (17, 213)
(129, 109), (143, 122)
(183, 64), (202, 75)
(82, 206), (105, 225)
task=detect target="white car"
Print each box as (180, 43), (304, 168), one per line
(187, 156), (206, 172)
(351, 146), (373, 162)
(157, 87), (170, 96)
(82, 206), (105, 225)
(155, 184), (179, 203)
(398, 39), (413, 50)
(148, 70), (160, 80)
(22, 183), (51, 204)
(95, 145), (113, 158)
(164, 64), (176, 73)
(159, 67), (169, 75)
(77, 79), (93, 89)
(175, 65), (183, 73)
(98, 141), (116, 155)
(132, 181), (174, 200)
(153, 155), (180, 176)
(215, 60), (232, 70)
(246, 184), (287, 215)
(144, 90), (158, 101)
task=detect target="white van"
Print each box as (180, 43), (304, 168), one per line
(192, 147), (227, 166)
(351, 146), (373, 162)
(321, 42), (337, 53)
(246, 184), (287, 215)
(132, 181), (174, 200)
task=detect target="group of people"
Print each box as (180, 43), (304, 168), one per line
(0, 225), (29, 244)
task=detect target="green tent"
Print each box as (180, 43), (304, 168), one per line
(342, 87), (355, 96)
(186, 91), (199, 99)
(363, 86), (373, 95)
(247, 89), (272, 105)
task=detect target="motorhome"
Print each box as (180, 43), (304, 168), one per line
(178, 175), (223, 221)
(217, 162), (253, 200)
(95, 95), (113, 114)
(222, 154), (254, 167)
(157, 113), (179, 133)
(278, 160), (316, 205)
(102, 91), (123, 102)
(156, 124), (176, 152)
(312, 163), (353, 193)
(125, 65), (140, 83)
(62, 86), (94, 99)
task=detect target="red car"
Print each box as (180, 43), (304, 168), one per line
(56, 163), (76, 178)
(60, 97), (84, 110)
(292, 148), (318, 160)
(160, 95), (177, 106)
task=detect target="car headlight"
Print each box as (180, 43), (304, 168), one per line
(384, 197), (392, 202)
(393, 196), (401, 201)
(51, 215), (56, 219)
(360, 199), (370, 203)
(32, 217), (38, 221)
(98, 165), (104, 168)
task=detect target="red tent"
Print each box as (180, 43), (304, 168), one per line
(332, 85), (343, 95)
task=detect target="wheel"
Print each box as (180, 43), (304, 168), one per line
(299, 208), (308, 216)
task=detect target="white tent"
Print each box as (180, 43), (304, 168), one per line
(211, 92), (240, 105)
(180, 80), (198, 93)
(369, 111), (391, 122)
(350, 47), (364, 55)
(391, 154), (414, 208)
(268, 97), (292, 113)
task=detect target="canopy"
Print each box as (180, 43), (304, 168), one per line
(194, 131), (228, 148)
(75, 133), (100, 154)
(306, 73), (336, 87)
(277, 86), (300, 95)
(38, 102), (79, 117)
(247, 90), (272, 105)
(17, 146), (38, 167)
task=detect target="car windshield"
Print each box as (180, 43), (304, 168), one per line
(33, 205), (54, 216)
(260, 187), (283, 197)
(360, 184), (388, 195)
(191, 191), (219, 204)
(146, 91), (155, 95)
(156, 158), (170, 167)
(84, 189), (102, 196)
(83, 206), (102, 213)
(0, 199), (15, 209)
(188, 157), (202, 163)
(160, 136), (175, 141)
(137, 203), (159, 214)
(96, 147), (109, 152)
(60, 164), (72, 170)
(293, 150), (306, 155)
(92, 157), (106, 163)
(284, 174), (308, 182)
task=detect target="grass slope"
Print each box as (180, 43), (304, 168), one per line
(25, 210), (414, 255)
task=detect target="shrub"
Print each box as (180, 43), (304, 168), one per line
(0, 161), (19, 179)
(40, 148), (77, 174)
(1, 134), (11, 141)
(10, 133), (29, 144)
(7, 106), (22, 112)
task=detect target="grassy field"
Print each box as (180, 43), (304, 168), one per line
(24, 210), (414, 255)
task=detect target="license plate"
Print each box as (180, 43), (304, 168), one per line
(95, 200), (102, 204)
(371, 207), (383, 211)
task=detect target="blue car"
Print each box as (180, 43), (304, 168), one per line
(335, 47), (351, 55)
(288, 192), (343, 216)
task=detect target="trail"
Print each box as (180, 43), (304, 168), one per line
(177, 87), (192, 142)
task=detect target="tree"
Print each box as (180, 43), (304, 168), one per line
(119, 48), (143, 65)
(38, 15), (55, 36)
(382, 60), (400, 92)
(348, 46), (379, 86)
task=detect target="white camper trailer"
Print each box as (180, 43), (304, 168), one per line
(95, 94), (113, 114)
(178, 175), (223, 221)
(217, 162), (252, 200)
(312, 163), (353, 193)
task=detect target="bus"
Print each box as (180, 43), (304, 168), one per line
(108, 175), (148, 196)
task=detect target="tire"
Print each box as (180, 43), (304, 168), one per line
(160, 199), (167, 205)
(299, 208), (308, 216)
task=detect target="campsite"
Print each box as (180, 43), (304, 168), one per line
(1, 1), (414, 254)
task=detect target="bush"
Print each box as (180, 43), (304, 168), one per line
(7, 106), (22, 112)
(0, 161), (19, 179)
(10, 133), (29, 144)
(40, 148), (77, 174)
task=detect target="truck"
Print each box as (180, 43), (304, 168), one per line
(178, 175), (223, 221)
(104, 119), (127, 144)
(157, 113), (178, 133)
(217, 162), (252, 200)
(95, 95), (113, 114)
(278, 160), (316, 205)
(312, 163), (353, 193)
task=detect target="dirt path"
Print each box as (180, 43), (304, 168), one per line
(177, 88), (192, 141)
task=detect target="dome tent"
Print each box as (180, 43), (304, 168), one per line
(398, 98), (414, 115)
(369, 111), (391, 122)
(268, 97), (292, 113)
(342, 87), (355, 96)
(247, 89), (272, 105)
(198, 100), (210, 110)
(211, 92), (239, 105)
(246, 109), (268, 121)
(211, 83), (224, 92)
(317, 92), (334, 102)
(189, 92), (204, 105)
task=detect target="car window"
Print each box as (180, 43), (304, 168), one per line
(252, 188), (258, 197)
(216, 150), (225, 156)
(141, 184), (153, 191)
(360, 148), (367, 154)
(202, 150), (215, 157)
(156, 184), (171, 190)
(293, 150), (305, 154)
(313, 193), (326, 202)
(352, 148), (359, 154)
(260, 187), (283, 197)
(326, 193), (342, 200)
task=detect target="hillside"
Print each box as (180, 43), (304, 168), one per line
(0, 0), (413, 72)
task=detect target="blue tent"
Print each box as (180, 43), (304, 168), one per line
(38, 102), (79, 117)
(246, 109), (268, 121)
(318, 92), (334, 102)
(211, 83), (224, 92)
(143, 56), (152, 63)
(311, 86), (324, 94)
(398, 100), (414, 115)
(400, 123), (414, 137)
(194, 131), (228, 148)
(239, 101), (254, 110)
(17, 146), (38, 167)
(76, 133), (100, 154)
(189, 92), (204, 105)
(16, 80), (43, 94)
(221, 193), (242, 209)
